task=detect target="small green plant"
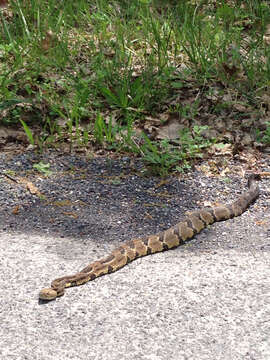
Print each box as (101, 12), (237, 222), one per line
(97, 74), (148, 112)
(3, 169), (16, 177)
(93, 113), (117, 145)
(169, 100), (200, 120)
(99, 85), (129, 110)
(259, 122), (270, 144)
(20, 119), (35, 145)
(137, 126), (214, 177)
(178, 125), (213, 158)
(33, 162), (53, 176)
(140, 136), (185, 177)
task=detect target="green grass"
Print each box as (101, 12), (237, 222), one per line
(1, 0), (270, 175)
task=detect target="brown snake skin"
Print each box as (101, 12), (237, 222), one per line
(39, 174), (260, 301)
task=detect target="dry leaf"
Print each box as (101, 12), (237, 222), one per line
(17, 177), (42, 196)
(41, 30), (55, 51)
(155, 179), (170, 188)
(208, 143), (233, 156)
(259, 172), (270, 177)
(221, 63), (239, 77)
(220, 167), (230, 177)
(0, 0), (8, 8)
(26, 181), (41, 195)
(241, 134), (253, 146)
(255, 219), (269, 227)
(52, 200), (72, 207)
(156, 119), (184, 140)
(62, 211), (78, 219)
(263, 24), (270, 45)
(0, 126), (28, 145)
(144, 212), (153, 220)
(233, 103), (249, 112)
(12, 205), (20, 215)
(202, 201), (214, 207)
(261, 94), (270, 109)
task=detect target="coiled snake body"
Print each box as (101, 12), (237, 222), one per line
(39, 174), (260, 301)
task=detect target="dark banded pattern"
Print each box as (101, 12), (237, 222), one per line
(39, 174), (260, 301)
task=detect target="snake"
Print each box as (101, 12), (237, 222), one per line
(39, 174), (260, 301)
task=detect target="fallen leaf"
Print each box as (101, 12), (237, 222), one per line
(156, 119), (184, 140)
(144, 212), (153, 220)
(26, 181), (41, 196)
(52, 200), (72, 207)
(255, 219), (269, 226)
(155, 179), (170, 188)
(12, 205), (20, 215)
(259, 172), (270, 177)
(62, 211), (78, 219)
(263, 24), (270, 45)
(233, 103), (249, 112)
(41, 30), (55, 51)
(0, 0), (8, 8)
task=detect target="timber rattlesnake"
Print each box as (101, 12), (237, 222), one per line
(39, 174), (260, 301)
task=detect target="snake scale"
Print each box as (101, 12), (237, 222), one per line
(39, 174), (260, 301)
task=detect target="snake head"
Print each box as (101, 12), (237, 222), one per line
(39, 288), (58, 301)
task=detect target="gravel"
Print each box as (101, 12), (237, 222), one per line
(0, 150), (269, 360)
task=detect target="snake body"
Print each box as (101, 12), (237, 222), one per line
(39, 174), (260, 301)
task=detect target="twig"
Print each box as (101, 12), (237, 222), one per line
(0, 171), (19, 183)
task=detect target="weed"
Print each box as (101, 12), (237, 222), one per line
(257, 122), (270, 145)
(33, 162), (53, 176)
(20, 119), (35, 145)
(93, 113), (117, 145)
(140, 137), (185, 177)
(137, 126), (214, 177)
(177, 125), (213, 158)
(1, 0), (270, 173)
